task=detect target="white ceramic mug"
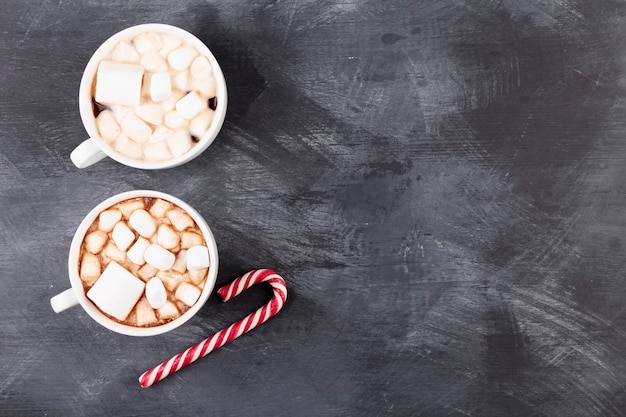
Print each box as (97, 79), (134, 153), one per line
(50, 190), (219, 336)
(71, 23), (228, 170)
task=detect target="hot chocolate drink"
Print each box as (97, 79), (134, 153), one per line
(77, 196), (211, 327)
(90, 30), (219, 162)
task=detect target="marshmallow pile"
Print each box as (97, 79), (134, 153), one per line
(93, 31), (218, 162)
(79, 197), (211, 327)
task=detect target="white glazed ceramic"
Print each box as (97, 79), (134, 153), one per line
(71, 23), (227, 170)
(50, 190), (219, 336)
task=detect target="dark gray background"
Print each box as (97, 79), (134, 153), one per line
(2, 0), (626, 416)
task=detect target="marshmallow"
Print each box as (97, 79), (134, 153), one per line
(156, 271), (185, 292)
(80, 252), (101, 285)
(188, 268), (208, 285)
(149, 199), (172, 218)
(136, 104), (163, 126)
(98, 209), (122, 232)
(164, 111), (187, 129)
(159, 34), (182, 57)
(191, 75), (217, 99)
(112, 222), (135, 251)
(121, 114), (152, 144)
(189, 108), (214, 138)
(166, 208), (194, 231)
(129, 209), (157, 238)
(149, 72), (172, 102)
(172, 70), (190, 91)
(84, 230), (107, 254)
(137, 263), (158, 281)
(175, 282), (201, 307)
(145, 277), (167, 309)
(161, 91), (183, 112)
(111, 41), (140, 63)
(114, 135), (143, 160)
(133, 32), (162, 54)
(133, 299), (158, 326)
(141, 50), (168, 72)
(148, 125), (173, 143)
(117, 199), (145, 219)
(171, 250), (187, 273)
(127, 236), (151, 265)
(157, 224), (179, 249)
(157, 301), (179, 320)
(168, 46), (198, 71)
(143, 142), (171, 162)
(102, 241), (126, 264)
(96, 110), (121, 143)
(144, 243), (175, 270)
(95, 60), (143, 107)
(181, 231), (203, 249)
(86, 261), (145, 321)
(176, 91), (207, 120)
(190, 56), (213, 80)
(187, 245), (210, 270)
(167, 130), (192, 158)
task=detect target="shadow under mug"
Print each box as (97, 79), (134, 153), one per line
(50, 190), (219, 336)
(71, 23), (228, 170)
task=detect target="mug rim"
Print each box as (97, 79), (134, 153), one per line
(78, 23), (228, 170)
(67, 190), (219, 336)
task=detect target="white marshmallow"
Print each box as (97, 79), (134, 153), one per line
(148, 125), (173, 143)
(86, 261), (145, 321)
(129, 209), (157, 237)
(164, 111), (187, 129)
(98, 209), (122, 232)
(117, 199), (145, 219)
(168, 46), (198, 71)
(96, 110), (121, 143)
(189, 108), (214, 138)
(172, 70), (190, 91)
(191, 75), (217, 99)
(111, 41), (140, 63)
(135, 104), (163, 125)
(166, 208), (194, 231)
(157, 224), (179, 249)
(161, 91), (183, 112)
(176, 91), (207, 120)
(121, 114), (152, 144)
(141, 50), (168, 72)
(175, 282), (201, 307)
(149, 72), (172, 102)
(187, 245), (210, 270)
(159, 34), (182, 57)
(144, 244), (175, 270)
(145, 277), (167, 309)
(112, 222), (135, 251)
(95, 60), (143, 107)
(80, 252), (101, 285)
(190, 56), (213, 79)
(167, 130), (192, 158)
(127, 236), (151, 265)
(84, 230), (107, 254)
(113, 135), (143, 160)
(133, 32), (162, 54)
(143, 142), (171, 162)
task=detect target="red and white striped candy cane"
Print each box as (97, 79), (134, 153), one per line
(139, 269), (287, 388)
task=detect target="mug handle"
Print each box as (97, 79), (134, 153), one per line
(50, 288), (79, 313)
(70, 138), (107, 168)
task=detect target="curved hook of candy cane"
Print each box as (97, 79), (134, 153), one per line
(138, 269), (287, 388)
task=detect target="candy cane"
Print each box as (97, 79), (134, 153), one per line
(139, 269), (287, 388)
